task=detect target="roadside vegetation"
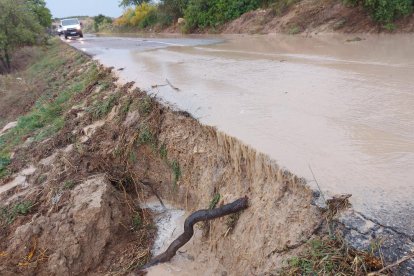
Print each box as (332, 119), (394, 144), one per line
(108, 0), (414, 33)
(0, 40), (94, 180)
(0, 0), (51, 73)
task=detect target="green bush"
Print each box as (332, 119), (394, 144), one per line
(184, 0), (261, 31)
(364, 0), (412, 23)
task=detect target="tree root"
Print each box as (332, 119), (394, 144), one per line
(139, 196), (249, 271)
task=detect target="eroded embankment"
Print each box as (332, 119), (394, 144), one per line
(0, 40), (408, 275)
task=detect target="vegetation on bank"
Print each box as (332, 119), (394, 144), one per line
(109, 0), (414, 33)
(0, 0), (52, 73)
(0, 40), (97, 179)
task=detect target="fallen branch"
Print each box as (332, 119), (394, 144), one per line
(368, 253), (414, 275)
(165, 78), (180, 91)
(139, 196), (249, 270)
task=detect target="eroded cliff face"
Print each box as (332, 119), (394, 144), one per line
(0, 41), (325, 275)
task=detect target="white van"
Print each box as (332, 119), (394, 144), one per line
(60, 18), (83, 39)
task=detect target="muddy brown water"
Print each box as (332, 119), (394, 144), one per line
(68, 33), (414, 239)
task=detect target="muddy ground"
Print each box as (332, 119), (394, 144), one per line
(0, 40), (411, 275)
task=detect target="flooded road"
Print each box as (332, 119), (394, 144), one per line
(68, 34), (414, 237)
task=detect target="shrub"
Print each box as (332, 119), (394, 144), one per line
(364, 0), (412, 23)
(184, 0), (261, 31)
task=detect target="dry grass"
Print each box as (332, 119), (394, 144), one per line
(278, 234), (384, 276)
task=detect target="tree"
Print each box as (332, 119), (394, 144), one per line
(27, 0), (53, 28)
(0, 0), (44, 73)
(94, 14), (113, 32)
(159, 0), (189, 20)
(119, 0), (150, 7)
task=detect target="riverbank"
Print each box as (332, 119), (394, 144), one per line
(0, 38), (412, 275)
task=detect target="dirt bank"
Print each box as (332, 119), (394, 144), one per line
(0, 40), (410, 275)
(223, 0), (414, 34)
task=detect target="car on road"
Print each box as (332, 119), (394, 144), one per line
(60, 18), (83, 39)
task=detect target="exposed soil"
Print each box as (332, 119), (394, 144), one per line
(222, 0), (414, 34)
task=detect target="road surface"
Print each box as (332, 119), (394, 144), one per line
(67, 33), (414, 239)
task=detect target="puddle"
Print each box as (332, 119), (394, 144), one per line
(142, 198), (186, 255)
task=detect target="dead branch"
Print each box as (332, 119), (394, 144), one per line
(368, 253), (414, 275)
(165, 78), (180, 91)
(139, 196), (249, 271)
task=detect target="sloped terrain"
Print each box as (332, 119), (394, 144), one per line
(0, 40), (407, 275)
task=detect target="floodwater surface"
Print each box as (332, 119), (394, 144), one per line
(69, 33), (414, 237)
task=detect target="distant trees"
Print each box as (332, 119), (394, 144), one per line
(0, 0), (51, 73)
(119, 0), (150, 7)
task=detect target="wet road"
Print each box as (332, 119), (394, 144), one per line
(68, 33), (414, 237)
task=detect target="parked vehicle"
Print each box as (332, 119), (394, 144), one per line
(60, 18), (83, 39)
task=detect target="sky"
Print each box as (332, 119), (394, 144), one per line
(45, 0), (124, 18)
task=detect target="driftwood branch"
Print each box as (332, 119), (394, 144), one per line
(165, 78), (180, 91)
(140, 196), (249, 270)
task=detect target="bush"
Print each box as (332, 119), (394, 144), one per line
(184, 0), (261, 31)
(94, 14), (113, 32)
(115, 3), (158, 28)
(364, 0), (412, 23)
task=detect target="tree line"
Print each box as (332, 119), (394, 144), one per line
(0, 0), (52, 73)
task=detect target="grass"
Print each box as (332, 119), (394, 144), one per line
(159, 144), (168, 160)
(89, 93), (119, 119)
(138, 126), (154, 145)
(132, 213), (142, 230)
(0, 201), (33, 226)
(209, 193), (221, 210)
(288, 25), (301, 35)
(279, 235), (383, 275)
(63, 180), (76, 190)
(138, 95), (152, 116)
(0, 156), (11, 179)
(0, 39), (101, 173)
(171, 160), (181, 186)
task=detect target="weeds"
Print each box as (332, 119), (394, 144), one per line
(288, 25), (301, 34)
(0, 156), (11, 179)
(279, 235), (383, 275)
(0, 201), (33, 226)
(63, 180), (76, 190)
(171, 160), (181, 186)
(138, 95), (152, 116)
(159, 144), (168, 160)
(225, 212), (240, 234)
(138, 126), (154, 145)
(132, 213), (142, 230)
(209, 193), (221, 210)
(90, 93), (119, 119)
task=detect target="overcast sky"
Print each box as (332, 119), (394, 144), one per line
(45, 0), (124, 18)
